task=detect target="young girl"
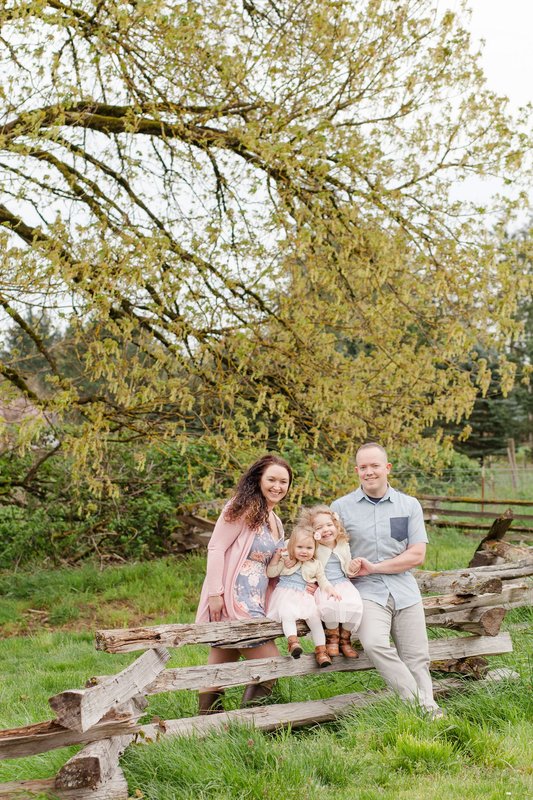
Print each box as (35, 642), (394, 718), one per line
(297, 505), (363, 659)
(266, 525), (341, 667)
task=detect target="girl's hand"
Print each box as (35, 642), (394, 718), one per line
(270, 548), (282, 564)
(208, 595), (225, 622)
(327, 587), (342, 601)
(348, 557), (362, 576)
(305, 582), (318, 595)
(283, 557), (297, 568)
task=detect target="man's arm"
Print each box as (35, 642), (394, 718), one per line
(355, 543), (426, 576)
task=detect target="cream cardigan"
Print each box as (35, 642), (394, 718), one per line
(266, 555), (333, 592)
(316, 541), (358, 577)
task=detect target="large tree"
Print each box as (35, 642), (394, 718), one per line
(0, 0), (530, 487)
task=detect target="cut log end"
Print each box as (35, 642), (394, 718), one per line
(453, 577), (503, 596)
(469, 551), (499, 568)
(425, 606), (507, 636)
(55, 735), (133, 791)
(55, 755), (102, 790)
(479, 607), (507, 636)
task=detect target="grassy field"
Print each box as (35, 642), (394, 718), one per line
(0, 528), (532, 799)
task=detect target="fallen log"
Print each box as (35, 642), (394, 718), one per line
(54, 735), (133, 791)
(49, 646), (169, 732)
(0, 766), (128, 800)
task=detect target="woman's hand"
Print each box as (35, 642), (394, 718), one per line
(208, 594), (225, 622)
(283, 557), (297, 568)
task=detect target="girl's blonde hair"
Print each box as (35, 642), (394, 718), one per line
(286, 524), (317, 561)
(296, 504), (349, 544)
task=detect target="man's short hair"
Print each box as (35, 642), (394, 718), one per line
(355, 442), (388, 461)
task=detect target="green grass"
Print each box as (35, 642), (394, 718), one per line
(0, 554), (205, 636)
(118, 691), (533, 800)
(0, 531), (532, 799)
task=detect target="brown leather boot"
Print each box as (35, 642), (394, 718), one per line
(241, 680), (276, 707)
(287, 635), (303, 658)
(315, 645), (332, 668)
(339, 628), (359, 659)
(324, 626), (340, 657)
(198, 690), (225, 715)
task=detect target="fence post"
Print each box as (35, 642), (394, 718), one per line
(507, 438), (518, 490)
(481, 460), (485, 513)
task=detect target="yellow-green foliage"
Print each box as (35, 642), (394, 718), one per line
(0, 0), (531, 487)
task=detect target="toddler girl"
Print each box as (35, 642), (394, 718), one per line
(297, 505), (363, 659)
(266, 525), (341, 667)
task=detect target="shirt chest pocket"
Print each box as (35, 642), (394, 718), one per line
(390, 516), (409, 542)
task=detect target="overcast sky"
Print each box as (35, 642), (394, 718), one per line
(450, 0), (533, 110)
(439, 1), (532, 213)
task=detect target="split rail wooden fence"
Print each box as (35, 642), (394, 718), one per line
(419, 495), (533, 540)
(1, 539), (532, 800)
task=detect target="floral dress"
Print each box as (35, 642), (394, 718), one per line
(233, 524), (279, 618)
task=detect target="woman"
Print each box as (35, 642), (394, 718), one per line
(196, 453), (292, 713)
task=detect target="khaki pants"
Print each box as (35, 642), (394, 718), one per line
(357, 595), (438, 710)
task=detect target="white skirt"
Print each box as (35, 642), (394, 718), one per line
(267, 586), (319, 622)
(315, 580), (363, 629)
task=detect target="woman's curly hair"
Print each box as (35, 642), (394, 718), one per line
(224, 454), (292, 530)
(296, 504), (349, 544)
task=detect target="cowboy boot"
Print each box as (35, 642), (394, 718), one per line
(315, 645), (332, 668)
(198, 690), (225, 715)
(339, 628), (359, 659)
(324, 626), (340, 657)
(241, 680), (277, 707)
(287, 635), (303, 658)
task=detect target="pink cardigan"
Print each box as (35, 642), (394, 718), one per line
(195, 506), (284, 623)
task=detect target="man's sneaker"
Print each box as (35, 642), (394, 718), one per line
(426, 706), (446, 720)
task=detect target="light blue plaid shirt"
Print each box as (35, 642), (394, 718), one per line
(331, 485), (428, 610)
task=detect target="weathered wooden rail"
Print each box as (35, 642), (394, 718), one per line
(1, 539), (531, 800)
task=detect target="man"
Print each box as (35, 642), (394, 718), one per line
(331, 442), (442, 716)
